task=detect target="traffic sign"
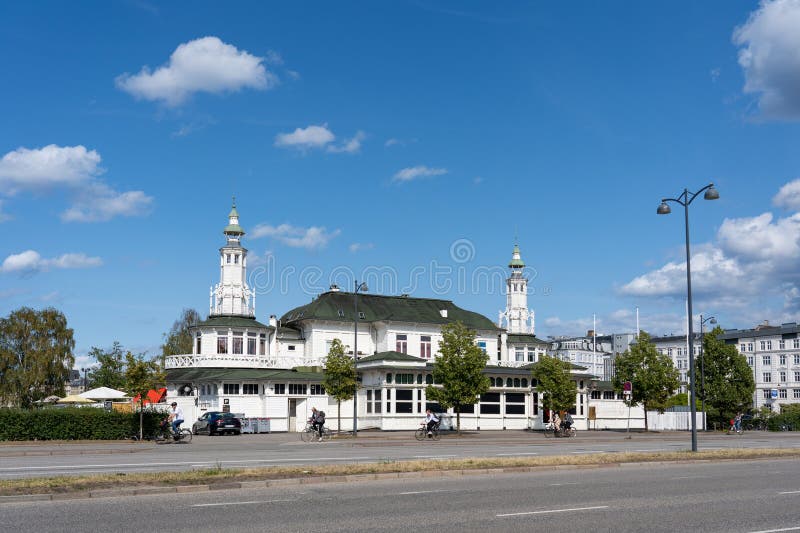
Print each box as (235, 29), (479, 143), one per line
(771, 389), (778, 399)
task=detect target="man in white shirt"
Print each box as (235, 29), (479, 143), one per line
(424, 409), (439, 436)
(169, 402), (184, 435)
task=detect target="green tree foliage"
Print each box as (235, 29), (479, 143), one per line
(322, 339), (357, 432)
(612, 331), (681, 430)
(0, 307), (75, 408)
(531, 355), (576, 415)
(87, 341), (126, 390)
(664, 392), (689, 410)
(425, 321), (490, 434)
(161, 308), (201, 359)
(697, 326), (755, 426)
(124, 352), (165, 440)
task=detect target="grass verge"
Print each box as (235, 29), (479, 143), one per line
(2, 448), (799, 496)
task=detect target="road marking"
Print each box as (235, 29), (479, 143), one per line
(747, 527), (800, 533)
(192, 499), (293, 507)
(671, 476), (703, 480)
(496, 452), (539, 456)
(778, 490), (800, 495)
(571, 450), (605, 454)
(412, 455), (457, 459)
(549, 482), (579, 486)
(398, 489), (454, 495)
(497, 505), (609, 517)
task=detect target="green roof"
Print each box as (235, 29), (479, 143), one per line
(507, 333), (550, 346)
(509, 244), (525, 268)
(281, 292), (500, 331)
(358, 351), (426, 363)
(195, 315), (270, 330)
(224, 223), (245, 235)
(167, 367), (324, 382)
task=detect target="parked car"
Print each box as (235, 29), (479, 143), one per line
(192, 411), (242, 436)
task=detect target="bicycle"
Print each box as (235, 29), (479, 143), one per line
(154, 421), (192, 444)
(300, 423), (332, 442)
(543, 422), (576, 438)
(415, 422), (441, 441)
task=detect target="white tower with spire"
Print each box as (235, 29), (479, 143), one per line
(210, 199), (255, 317)
(498, 243), (534, 334)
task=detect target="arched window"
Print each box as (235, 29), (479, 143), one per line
(514, 378), (520, 387)
(416, 374), (423, 384)
(425, 374), (433, 385)
(521, 378), (528, 388)
(506, 378), (513, 387)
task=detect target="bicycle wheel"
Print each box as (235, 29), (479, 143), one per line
(300, 427), (314, 442)
(154, 430), (170, 444)
(543, 427), (553, 438)
(415, 427), (426, 441)
(322, 428), (332, 442)
(568, 427), (577, 438)
(180, 429), (192, 443)
(431, 429), (441, 441)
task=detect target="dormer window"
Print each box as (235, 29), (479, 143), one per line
(337, 309), (345, 318)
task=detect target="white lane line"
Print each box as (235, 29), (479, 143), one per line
(671, 476), (703, 480)
(570, 450), (605, 454)
(497, 505), (609, 517)
(748, 527), (800, 533)
(496, 453), (539, 456)
(398, 490), (455, 495)
(192, 499), (293, 508)
(778, 490), (800, 495)
(549, 482), (579, 486)
(412, 455), (457, 459)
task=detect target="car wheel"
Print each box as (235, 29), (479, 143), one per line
(234, 430), (241, 436)
(209, 428), (215, 436)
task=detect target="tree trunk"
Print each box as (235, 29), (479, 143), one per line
(643, 402), (649, 431)
(456, 406), (461, 435)
(337, 400), (341, 432)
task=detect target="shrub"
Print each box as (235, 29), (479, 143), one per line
(0, 407), (164, 441)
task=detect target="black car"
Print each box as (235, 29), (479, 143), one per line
(192, 412), (242, 435)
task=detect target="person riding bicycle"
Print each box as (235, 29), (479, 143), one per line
(309, 407), (326, 441)
(734, 412), (743, 433)
(168, 402), (184, 437)
(552, 411), (561, 432)
(562, 411), (574, 431)
(423, 409), (439, 437)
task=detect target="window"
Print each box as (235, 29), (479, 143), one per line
(477, 341), (487, 354)
(310, 384), (326, 395)
(358, 311), (366, 320)
(795, 371), (800, 382)
(668, 348), (673, 356)
(794, 389), (800, 399)
(515, 347), (524, 362)
(385, 389), (391, 413)
(795, 339), (800, 349)
(603, 391), (615, 399)
(779, 389), (787, 399)
(395, 389), (413, 413)
(748, 356), (754, 366)
(259, 334), (266, 355)
(416, 374), (423, 384)
(761, 340), (773, 350)
(288, 345), (296, 351)
(386, 373), (392, 384)
(479, 392), (501, 414)
(234, 254), (239, 264)
(795, 354), (800, 365)
(763, 372), (772, 383)
(223, 383), (239, 395)
(242, 384), (259, 395)
(232, 333), (243, 355)
(420, 336), (432, 359)
(740, 343), (746, 353)
(366, 390), (372, 414)
(217, 336), (228, 354)
(226, 254), (231, 264)
(288, 384), (307, 395)
(395, 373), (414, 384)
(248, 336), (256, 355)
(763, 389), (772, 399)
(396, 334), (408, 354)
(337, 309), (344, 317)
(522, 378), (528, 388)
(780, 371), (787, 383)
(763, 355), (772, 366)
(780, 340), (786, 350)
(506, 378), (513, 387)
(195, 333), (201, 354)
(505, 392), (525, 415)
(747, 342), (754, 352)
(780, 355), (787, 365)
(514, 378), (521, 387)
(273, 384), (286, 394)
(374, 389), (382, 413)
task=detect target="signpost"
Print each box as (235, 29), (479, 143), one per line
(624, 381), (633, 438)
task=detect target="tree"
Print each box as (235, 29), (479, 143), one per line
(161, 308), (201, 360)
(0, 307), (75, 408)
(697, 326), (755, 426)
(612, 331), (680, 430)
(125, 352), (165, 441)
(425, 321), (490, 434)
(87, 341), (126, 390)
(322, 339), (357, 432)
(531, 355), (576, 417)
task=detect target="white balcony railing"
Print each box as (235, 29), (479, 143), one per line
(164, 354), (324, 369)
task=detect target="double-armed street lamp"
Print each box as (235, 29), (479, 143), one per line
(699, 314), (717, 431)
(352, 281), (368, 437)
(657, 183), (719, 452)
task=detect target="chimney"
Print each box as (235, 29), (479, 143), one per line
(587, 329), (595, 338)
(269, 315), (277, 328)
(329, 284), (340, 292)
(440, 309), (448, 318)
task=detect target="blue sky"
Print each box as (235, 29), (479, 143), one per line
(1, 1), (800, 368)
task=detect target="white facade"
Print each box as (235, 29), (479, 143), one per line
(498, 244), (534, 335)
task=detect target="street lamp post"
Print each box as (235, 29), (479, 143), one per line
(699, 314), (717, 431)
(352, 281), (368, 437)
(657, 182), (719, 452)
(81, 367), (89, 393)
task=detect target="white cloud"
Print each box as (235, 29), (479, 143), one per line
(0, 250), (102, 274)
(116, 36), (275, 106)
(392, 165), (448, 182)
(251, 223), (341, 250)
(733, 0), (800, 120)
(349, 242), (375, 253)
(0, 200), (10, 222)
(61, 183), (154, 222)
(774, 178), (800, 210)
(275, 124), (335, 150)
(328, 131), (365, 154)
(0, 145), (101, 195)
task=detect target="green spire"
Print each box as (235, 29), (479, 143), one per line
(228, 196), (239, 218)
(224, 197), (244, 236)
(509, 243), (525, 268)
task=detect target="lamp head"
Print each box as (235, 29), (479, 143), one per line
(704, 185), (719, 201)
(657, 201), (671, 215)
(710, 317), (717, 324)
(357, 282), (368, 292)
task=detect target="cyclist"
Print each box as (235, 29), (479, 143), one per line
(423, 409), (439, 437)
(168, 402), (184, 437)
(562, 411), (574, 433)
(309, 407), (326, 441)
(734, 412), (743, 433)
(552, 411), (561, 433)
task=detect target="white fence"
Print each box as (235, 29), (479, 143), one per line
(646, 410), (706, 431)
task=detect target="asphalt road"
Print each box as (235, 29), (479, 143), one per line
(3, 458), (800, 532)
(2, 430), (800, 479)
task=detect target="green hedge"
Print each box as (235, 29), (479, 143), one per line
(0, 407), (165, 441)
